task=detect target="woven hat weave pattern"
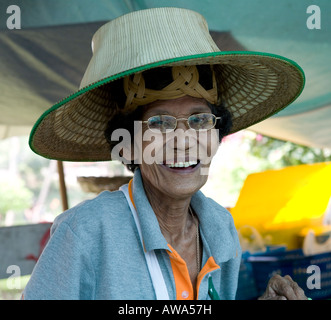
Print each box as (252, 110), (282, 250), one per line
(123, 65), (218, 112)
(29, 7), (305, 161)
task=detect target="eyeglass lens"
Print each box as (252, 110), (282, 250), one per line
(147, 113), (217, 132)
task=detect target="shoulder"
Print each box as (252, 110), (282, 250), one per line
(192, 190), (241, 260)
(202, 194), (239, 238)
(192, 190), (233, 221)
(51, 190), (130, 236)
(192, 190), (239, 239)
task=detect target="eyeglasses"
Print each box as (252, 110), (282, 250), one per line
(142, 113), (220, 133)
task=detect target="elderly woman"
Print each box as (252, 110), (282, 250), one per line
(24, 8), (307, 300)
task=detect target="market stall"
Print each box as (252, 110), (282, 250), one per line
(0, 0), (330, 299)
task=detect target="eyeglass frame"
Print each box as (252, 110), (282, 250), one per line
(142, 113), (221, 133)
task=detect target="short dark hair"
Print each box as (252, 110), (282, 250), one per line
(104, 66), (233, 172)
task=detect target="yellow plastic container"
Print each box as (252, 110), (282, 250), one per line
(231, 162), (331, 249)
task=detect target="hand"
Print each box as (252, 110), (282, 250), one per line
(258, 274), (308, 300)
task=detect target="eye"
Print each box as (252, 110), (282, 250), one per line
(189, 113), (215, 129)
(147, 115), (176, 132)
(148, 116), (163, 126)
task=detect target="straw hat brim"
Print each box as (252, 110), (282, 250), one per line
(29, 51), (305, 161)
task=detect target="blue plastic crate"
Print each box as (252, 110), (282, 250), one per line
(236, 246), (287, 300)
(248, 249), (331, 300)
(236, 251), (259, 300)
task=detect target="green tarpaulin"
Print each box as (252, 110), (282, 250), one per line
(0, 0), (330, 148)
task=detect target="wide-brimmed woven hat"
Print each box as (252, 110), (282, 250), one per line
(29, 7), (305, 161)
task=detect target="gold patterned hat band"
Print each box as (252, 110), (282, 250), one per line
(123, 65), (218, 112)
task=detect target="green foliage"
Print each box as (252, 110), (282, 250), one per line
(206, 132), (331, 207)
(248, 134), (331, 168)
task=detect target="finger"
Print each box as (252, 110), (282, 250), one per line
(267, 275), (298, 300)
(280, 277), (299, 300)
(284, 275), (307, 300)
(259, 295), (287, 300)
(284, 275), (293, 281)
(260, 274), (308, 300)
(279, 275), (307, 300)
(273, 296), (288, 300)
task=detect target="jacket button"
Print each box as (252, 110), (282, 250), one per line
(181, 290), (189, 298)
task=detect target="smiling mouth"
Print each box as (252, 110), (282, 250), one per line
(161, 160), (200, 171)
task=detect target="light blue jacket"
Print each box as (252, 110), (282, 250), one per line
(23, 169), (241, 300)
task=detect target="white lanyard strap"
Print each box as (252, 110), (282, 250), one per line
(120, 184), (170, 300)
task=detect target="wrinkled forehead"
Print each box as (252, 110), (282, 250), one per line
(140, 96), (211, 119)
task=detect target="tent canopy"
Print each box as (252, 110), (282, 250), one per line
(1, 0), (330, 148)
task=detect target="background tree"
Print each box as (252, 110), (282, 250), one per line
(248, 134), (331, 168)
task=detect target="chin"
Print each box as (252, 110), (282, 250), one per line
(161, 172), (208, 197)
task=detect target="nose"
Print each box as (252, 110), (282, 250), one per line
(165, 128), (198, 162)
(175, 118), (190, 131)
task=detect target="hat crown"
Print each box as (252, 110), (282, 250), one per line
(80, 7), (220, 89)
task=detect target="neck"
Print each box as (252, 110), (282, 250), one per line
(142, 180), (195, 246)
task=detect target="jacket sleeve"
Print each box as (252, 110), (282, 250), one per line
(22, 220), (95, 300)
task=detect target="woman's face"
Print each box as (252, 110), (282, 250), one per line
(135, 95), (219, 199)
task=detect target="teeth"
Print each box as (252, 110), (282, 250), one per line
(165, 161), (197, 168)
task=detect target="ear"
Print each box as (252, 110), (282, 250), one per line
(110, 128), (135, 163)
(118, 144), (135, 162)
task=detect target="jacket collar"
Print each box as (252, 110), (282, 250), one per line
(132, 169), (240, 264)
